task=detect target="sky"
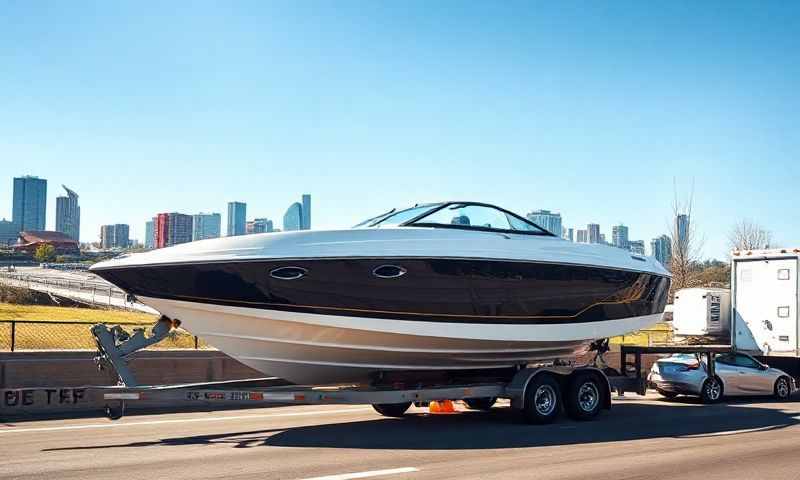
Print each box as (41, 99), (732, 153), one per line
(1, 1), (798, 259)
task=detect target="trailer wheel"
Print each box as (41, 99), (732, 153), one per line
(522, 374), (561, 424)
(372, 402), (412, 418)
(700, 376), (723, 404)
(774, 377), (791, 401)
(464, 397), (497, 411)
(565, 372), (603, 421)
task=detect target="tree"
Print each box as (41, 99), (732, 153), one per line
(728, 220), (772, 252)
(34, 243), (56, 262)
(668, 180), (703, 296)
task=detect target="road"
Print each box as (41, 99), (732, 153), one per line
(2, 394), (799, 480)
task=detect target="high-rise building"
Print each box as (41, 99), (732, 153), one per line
(651, 234), (672, 267)
(587, 224), (601, 244)
(283, 202), (303, 231)
(227, 202), (246, 236)
(527, 210), (562, 237)
(100, 224), (130, 249)
(154, 212), (193, 248)
(247, 218), (273, 234)
(576, 229), (588, 243)
(144, 220), (154, 249)
(611, 224), (629, 250)
(12, 176), (47, 232)
(55, 185), (80, 241)
(565, 227), (574, 242)
(301, 194), (311, 230)
(0, 218), (17, 246)
(675, 214), (689, 249)
(629, 240), (645, 255)
(193, 213), (221, 241)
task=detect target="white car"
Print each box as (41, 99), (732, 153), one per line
(648, 352), (796, 403)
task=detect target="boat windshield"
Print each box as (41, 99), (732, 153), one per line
(357, 204), (442, 228)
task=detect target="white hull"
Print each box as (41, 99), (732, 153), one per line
(142, 295), (662, 385)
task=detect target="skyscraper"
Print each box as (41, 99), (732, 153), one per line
(611, 224), (629, 250)
(155, 213), (193, 248)
(247, 218), (273, 234)
(576, 229), (588, 243)
(651, 234), (672, 267)
(629, 240), (645, 255)
(587, 224), (601, 244)
(0, 218), (17, 246)
(100, 224), (130, 249)
(283, 202), (302, 231)
(675, 214), (689, 248)
(526, 210), (562, 237)
(301, 194), (311, 230)
(563, 227), (574, 242)
(144, 220), (154, 249)
(12, 176), (47, 232)
(55, 185), (80, 241)
(193, 213), (221, 241)
(227, 202), (247, 236)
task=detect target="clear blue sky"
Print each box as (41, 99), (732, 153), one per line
(1, 1), (798, 258)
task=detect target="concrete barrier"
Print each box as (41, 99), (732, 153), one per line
(0, 350), (267, 419)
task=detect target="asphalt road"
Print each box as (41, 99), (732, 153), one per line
(2, 393), (800, 480)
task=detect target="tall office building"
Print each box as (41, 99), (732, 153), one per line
(100, 224), (130, 249)
(651, 234), (672, 267)
(12, 176), (47, 232)
(301, 194), (311, 230)
(144, 220), (154, 249)
(587, 224), (601, 244)
(155, 213), (193, 248)
(247, 218), (273, 234)
(611, 224), (629, 250)
(629, 240), (645, 255)
(55, 185), (80, 241)
(283, 202), (303, 231)
(675, 214), (689, 248)
(0, 218), (17, 246)
(563, 227), (574, 242)
(526, 210), (562, 236)
(576, 229), (588, 243)
(227, 202), (247, 236)
(193, 213), (221, 241)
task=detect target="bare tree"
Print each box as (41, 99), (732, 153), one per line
(728, 219), (772, 252)
(668, 180), (703, 294)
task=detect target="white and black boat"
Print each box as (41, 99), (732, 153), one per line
(90, 202), (671, 385)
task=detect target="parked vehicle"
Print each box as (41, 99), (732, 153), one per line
(648, 352), (796, 403)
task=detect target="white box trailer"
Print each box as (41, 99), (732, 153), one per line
(673, 287), (731, 337)
(732, 249), (800, 374)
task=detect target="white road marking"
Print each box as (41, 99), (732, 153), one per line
(0, 406), (372, 435)
(300, 467), (419, 480)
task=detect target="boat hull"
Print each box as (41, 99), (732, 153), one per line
(140, 295), (663, 385)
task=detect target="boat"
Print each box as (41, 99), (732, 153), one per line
(90, 201), (671, 385)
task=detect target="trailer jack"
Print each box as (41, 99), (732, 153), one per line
(92, 316), (179, 387)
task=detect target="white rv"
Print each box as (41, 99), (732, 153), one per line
(731, 249), (800, 373)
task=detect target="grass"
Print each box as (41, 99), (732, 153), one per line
(0, 303), (157, 324)
(0, 302), (208, 350)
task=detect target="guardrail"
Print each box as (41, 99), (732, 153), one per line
(0, 272), (151, 311)
(0, 320), (212, 352)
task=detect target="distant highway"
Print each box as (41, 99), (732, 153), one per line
(2, 394), (800, 479)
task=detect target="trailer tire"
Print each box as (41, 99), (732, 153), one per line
(522, 374), (561, 424)
(700, 377), (723, 404)
(565, 372), (603, 421)
(372, 402), (412, 418)
(464, 397), (497, 411)
(774, 377), (791, 401)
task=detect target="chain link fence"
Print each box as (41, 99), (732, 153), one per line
(0, 320), (213, 351)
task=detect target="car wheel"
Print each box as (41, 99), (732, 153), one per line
(656, 388), (679, 399)
(372, 402), (412, 418)
(700, 377), (723, 404)
(774, 377), (791, 401)
(464, 397), (497, 411)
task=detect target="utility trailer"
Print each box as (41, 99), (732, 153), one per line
(91, 317), (666, 425)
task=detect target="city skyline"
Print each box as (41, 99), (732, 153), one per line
(2, 2), (798, 258)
